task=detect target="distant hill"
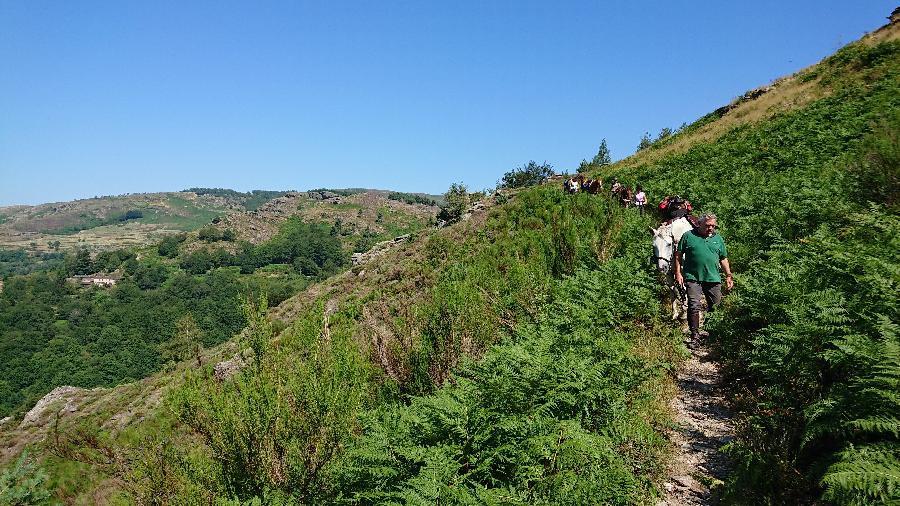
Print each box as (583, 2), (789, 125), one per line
(212, 189), (440, 251)
(0, 188), (441, 255)
(0, 192), (243, 253)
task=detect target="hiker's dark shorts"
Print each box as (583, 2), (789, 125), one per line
(685, 281), (722, 313)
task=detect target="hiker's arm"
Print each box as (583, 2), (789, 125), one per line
(674, 248), (684, 287)
(720, 258), (734, 290)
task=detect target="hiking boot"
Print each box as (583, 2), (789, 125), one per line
(685, 333), (701, 350)
(687, 312), (701, 339)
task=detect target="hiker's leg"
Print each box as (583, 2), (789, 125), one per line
(703, 282), (723, 313)
(685, 281), (704, 338)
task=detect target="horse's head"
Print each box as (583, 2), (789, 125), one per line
(650, 224), (675, 273)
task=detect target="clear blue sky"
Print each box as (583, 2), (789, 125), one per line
(1, 1), (895, 205)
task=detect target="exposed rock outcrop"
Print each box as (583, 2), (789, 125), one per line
(19, 386), (97, 428)
(214, 355), (247, 382)
(351, 234), (411, 265)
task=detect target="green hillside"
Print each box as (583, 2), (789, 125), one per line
(1, 16), (898, 506)
(596, 28), (900, 504)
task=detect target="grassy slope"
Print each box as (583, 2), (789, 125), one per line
(592, 20), (900, 505)
(145, 188), (680, 504)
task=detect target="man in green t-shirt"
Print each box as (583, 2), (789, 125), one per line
(674, 213), (734, 341)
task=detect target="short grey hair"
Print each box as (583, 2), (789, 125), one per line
(699, 213), (718, 224)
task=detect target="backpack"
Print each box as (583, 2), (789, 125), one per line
(658, 196), (671, 211)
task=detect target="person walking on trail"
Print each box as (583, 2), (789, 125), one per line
(673, 213), (734, 341)
(634, 185), (647, 215)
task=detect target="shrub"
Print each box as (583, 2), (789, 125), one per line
(437, 182), (472, 223)
(0, 451), (53, 505)
(166, 297), (377, 502)
(498, 160), (554, 189)
(198, 226), (223, 242)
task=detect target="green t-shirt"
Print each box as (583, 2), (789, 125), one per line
(677, 229), (728, 283)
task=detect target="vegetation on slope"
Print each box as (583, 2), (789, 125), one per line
(184, 188), (291, 211)
(598, 35), (900, 505)
(0, 215), (350, 419)
(118, 188), (680, 504)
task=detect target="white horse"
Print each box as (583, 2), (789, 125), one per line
(650, 217), (694, 320)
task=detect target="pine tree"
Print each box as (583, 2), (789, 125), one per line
(637, 132), (653, 151)
(592, 138), (611, 166)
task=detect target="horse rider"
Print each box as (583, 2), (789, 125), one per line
(673, 213), (734, 342)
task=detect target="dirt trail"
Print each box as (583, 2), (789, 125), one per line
(658, 339), (735, 505)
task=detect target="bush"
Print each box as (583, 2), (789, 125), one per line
(198, 226), (222, 242)
(437, 183), (472, 223)
(158, 234), (187, 258)
(166, 297), (377, 502)
(119, 209), (143, 221)
(498, 160), (554, 189)
(0, 451), (53, 505)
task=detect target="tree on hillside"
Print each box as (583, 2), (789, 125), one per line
(437, 182), (472, 224)
(158, 234), (187, 258)
(657, 127), (673, 142)
(159, 314), (204, 368)
(198, 226), (223, 242)
(592, 139), (611, 166)
(70, 248), (93, 275)
(499, 161), (554, 189)
(637, 132), (653, 151)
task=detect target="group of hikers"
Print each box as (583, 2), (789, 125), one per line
(562, 175), (648, 214)
(563, 175), (734, 345)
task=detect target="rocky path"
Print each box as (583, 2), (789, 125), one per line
(658, 339), (735, 505)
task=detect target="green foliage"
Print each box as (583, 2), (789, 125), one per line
(158, 314), (204, 368)
(847, 111), (900, 210)
(498, 160), (554, 189)
(44, 209), (145, 235)
(186, 188), (290, 211)
(198, 226), (223, 242)
(69, 248), (93, 275)
(387, 192), (437, 206)
(0, 249), (65, 278)
(92, 249), (134, 273)
(334, 261), (666, 504)
(437, 183), (473, 223)
(157, 233), (187, 258)
(636, 132), (653, 151)
(197, 226), (235, 243)
(352, 228), (379, 254)
(578, 139), (613, 173)
(0, 451), (54, 505)
(141, 183), (673, 504)
(166, 297), (378, 503)
(179, 248), (234, 275)
(614, 38), (900, 504)
(593, 138), (612, 166)
(0, 267), (247, 417)
(119, 209), (143, 221)
(406, 187), (650, 391)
